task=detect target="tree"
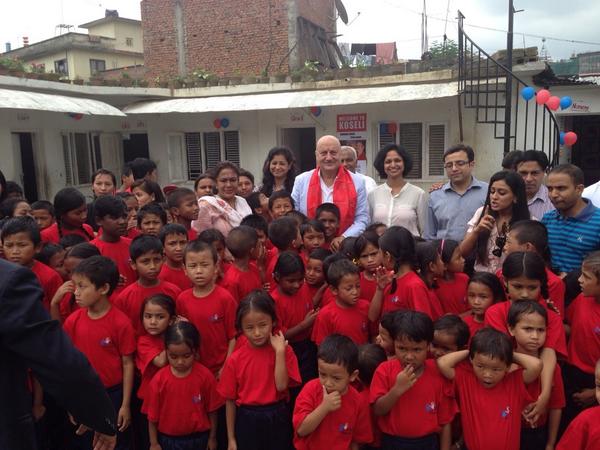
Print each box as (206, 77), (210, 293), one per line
(428, 39), (458, 61)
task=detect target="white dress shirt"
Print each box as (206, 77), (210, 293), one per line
(368, 182), (428, 236)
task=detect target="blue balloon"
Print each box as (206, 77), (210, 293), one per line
(221, 118), (230, 128)
(560, 132), (565, 145)
(560, 96), (572, 110)
(521, 86), (535, 101)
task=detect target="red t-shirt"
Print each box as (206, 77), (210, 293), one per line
(30, 260), (63, 311)
(523, 364), (565, 428)
(220, 264), (262, 303)
(176, 286), (237, 374)
(370, 359), (457, 437)
(382, 271), (434, 319)
(427, 288), (444, 321)
(264, 248), (279, 289)
(114, 281), (181, 335)
(311, 300), (370, 345)
(272, 287), (314, 343)
(462, 314), (485, 341)
(158, 263), (193, 290)
(127, 228), (141, 239)
(566, 294), (600, 374)
(360, 272), (378, 303)
(293, 378), (373, 450)
(454, 361), (531, 450)
(217, 340), (301, 406)
(556, 405), (600, 450)
(359, 386), (381, 447)
(136, 333), (164, 402)
(90, 237), (136, 294)
(484, 301), (567, 359)
(40, 222), (94, 244)
(187, 228), (198, 241)
(63, 306), (136, 388)
(434, 273), (470, 315)
(145, 362), (223, 436)
(58, 292), (80, 323)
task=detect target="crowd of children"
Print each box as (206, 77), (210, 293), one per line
(1, 162), (600, 450)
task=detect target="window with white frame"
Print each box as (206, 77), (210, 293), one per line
(167, 131), (241, 181)
(61, 132), (102, 186)
(377, 122), (447, 179)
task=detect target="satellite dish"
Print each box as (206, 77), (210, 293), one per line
(335, 0), (349, 24)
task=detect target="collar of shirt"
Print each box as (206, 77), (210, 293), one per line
(383, 181), (410, 197)
(528, 184), (550, 206)
(443, 176), (486, 194)
(553, 198), (597, 222)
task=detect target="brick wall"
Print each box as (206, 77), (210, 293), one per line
(141, 0), (178, 79)
(295, 0), (336, 34)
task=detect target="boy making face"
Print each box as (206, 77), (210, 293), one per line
(316, 204), (341, 247)
(269, 191), (295, 220)
(167, 188), (200, 239)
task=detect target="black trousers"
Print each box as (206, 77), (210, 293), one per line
(520, 425), (548, 450)
(381, 433), (439, 450)
(158, 431), (209, 450)
(234, 402), (292, 450)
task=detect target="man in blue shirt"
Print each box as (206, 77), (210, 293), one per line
(542, 164), (600, 274)
(425, 144), (488, 241)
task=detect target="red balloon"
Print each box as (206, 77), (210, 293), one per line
(536, 89), (551, 105)
(564, 131), (578, 146)
(213, 118), (222, 129)
(547, 96), (560, 111)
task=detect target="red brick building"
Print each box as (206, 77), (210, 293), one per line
(141, 0), (339, 79)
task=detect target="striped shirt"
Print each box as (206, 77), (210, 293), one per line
(542, 200), (600, 273)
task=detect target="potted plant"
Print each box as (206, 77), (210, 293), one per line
(171, 75), (186, 89)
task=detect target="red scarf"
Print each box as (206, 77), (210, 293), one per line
(307, 166), (357, 235)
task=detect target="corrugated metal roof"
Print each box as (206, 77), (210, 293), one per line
(0, 88), (126, 116)
(123, 82), (458, 114)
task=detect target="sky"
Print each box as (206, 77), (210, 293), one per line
(1, 0), (599, 61)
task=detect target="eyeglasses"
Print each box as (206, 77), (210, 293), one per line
(443, 160), (470, 169)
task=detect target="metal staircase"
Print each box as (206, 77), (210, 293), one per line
(457, 11), (560, 166)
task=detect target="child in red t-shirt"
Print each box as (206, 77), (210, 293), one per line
(90, 195), (137, 294)
(556, 360), (600, 450)
(415, 241), (445, 320)
(136, 294), (176, 405)
(177, 240), (237, 375)
(354, 231), (383, 304)
(376, 311), (399, 359)
(31, 200), (55, 231)
(357, 343), (387, 449)
(562, 251), (600, 428)
(434, 239), (470, 315)
(41, 187), (95, 244)
(371, 310), (457, 449)
(63, 256), (136, 448)
(462, 272), (506, 340)
(437, 328), (542, 450)
(300, 220), (326, 265)
(114, 235), (181, 335)
(145, 321), (223, 450)
(116, 191), (140, 240)
(316, 203), (340, 251)
(430, 315), (470, 360)
(294, 334), (373, 450)
(221, 226), (264, 302)
(269, 190), (295, 220)
(272, 251), (319, 384)
(36, 242), (68, 281)
(266, 216), (302, 289)
(197, 228), (230, 284)
(312, 259), (371, 345)
(1, 217), (63, 312)
(158, 223), (192, 289)
(167, 188), (200, 241)
(137, 202), (167, 237)
(507, 301), (565, 450)
(217, 290), (301, 450)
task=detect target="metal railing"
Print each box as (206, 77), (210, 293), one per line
(458, 11), (560, 166)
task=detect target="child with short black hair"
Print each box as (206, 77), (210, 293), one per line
(366, 222), (387, 237)
(415, 241), (445, 319)
(115, 191), (140, 239)
(167, 188), (199, 241)
(354, 231), (382, 303)
(430, 314), (470, 359)
(437, 328), (543, 450)
(312, 259), (370, 345)
(31, 200), (55, 231)
(114, 235), (181, 335)
(301, 248), (332, 309)
(41, 187), (94, 243)
(63, 256), (136, 448)
(218, 290), (301, 450)
(240, 214), (269, 244)
(507, 300), (565, 450)
(137, 203), (167, 237)
(293, 334), (373, 450)
(1, 217), (63, 311)
(178, 240), (237, 375)
(358, 343), (387, 449)
(316, 203), (340, 249)
(90, 195), (137, 296)
(197, 228), (230, 280)
(371, 310), (457, 450)
(300, 220), (326, 263)
(269, 190), (295, 220)
(286, 210), (309, 227)
(35, 242), (67, 280)
(377, 311), (399, 358)
(267, 216), (302, 287)
(221, 226), (264, 303)
(434, 239), (469, 315)
(145, 321), (223, 450)
(157, 223), (192, 289)
(463, 272), (506, 338)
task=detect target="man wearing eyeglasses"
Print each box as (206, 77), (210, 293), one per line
(425, 144), (488, 241)
(515, 150), (554, 219)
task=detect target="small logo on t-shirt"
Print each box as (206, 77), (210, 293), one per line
(593, 326), (600, 335)
(501, 406), (511, 419)
(192, 394), (202, 404)
(361, 322), (368, 332)
(209, 313), (223, 323)
(99, 337), (112, 347)
(338, 422), (351, 433)
(577, 236), (583, 243)
(425, 401), (437, 413)
(390, 296), (399, 304)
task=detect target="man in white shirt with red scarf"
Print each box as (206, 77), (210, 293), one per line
(292, 135), (369, 250)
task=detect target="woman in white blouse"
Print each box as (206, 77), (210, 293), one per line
(368, 144), (428, 236)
